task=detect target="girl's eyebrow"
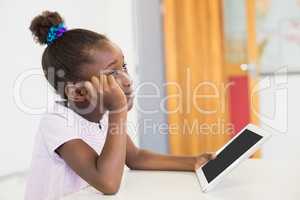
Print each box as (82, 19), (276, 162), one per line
(105, 55), (125, 69)
(107, 59), (118, 68)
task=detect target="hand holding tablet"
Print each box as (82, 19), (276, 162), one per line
(196, 124), (272, 192)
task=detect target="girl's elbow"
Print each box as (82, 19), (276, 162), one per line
(103, 181), (120, 195)
(126, 160), (138, 170)
(94, 179), (121, 195)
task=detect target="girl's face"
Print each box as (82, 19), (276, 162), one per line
(80, 41), (134, 111)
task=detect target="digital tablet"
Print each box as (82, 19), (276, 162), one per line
(196, 124), (272, 192)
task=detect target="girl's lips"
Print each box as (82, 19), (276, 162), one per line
(125, 92), (134, 98)
(124, 90), (134, 96)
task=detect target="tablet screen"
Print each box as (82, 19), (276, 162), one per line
(202, 129), (263, 183)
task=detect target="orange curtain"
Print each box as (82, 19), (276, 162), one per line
(247, 0), (260, 127)
(163, 0), (261, 157)
(247, 0), (261, 158)
(163, 0), (231, 156)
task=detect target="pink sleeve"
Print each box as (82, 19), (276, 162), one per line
(40, 113), (81, 159)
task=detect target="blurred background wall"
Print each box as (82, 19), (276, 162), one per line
(224, 0), (300, 160)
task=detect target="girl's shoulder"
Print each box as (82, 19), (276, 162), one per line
(39, 102), (109, 135)
(43, 102), (109, 125)
(37, 102), (109, 157)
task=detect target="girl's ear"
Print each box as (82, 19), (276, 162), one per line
(65, 82), (87, 102)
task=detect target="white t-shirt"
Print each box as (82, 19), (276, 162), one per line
(25, 103), (109, 200)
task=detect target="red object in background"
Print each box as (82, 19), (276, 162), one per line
(228, 75), (250, 137)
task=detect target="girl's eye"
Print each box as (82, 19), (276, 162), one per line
(111, 70), (119, 75)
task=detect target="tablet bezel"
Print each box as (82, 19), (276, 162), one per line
(196, 124), (272, 192)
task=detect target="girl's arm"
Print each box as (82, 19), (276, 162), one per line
(125, 134), (215, 171)
(57, 75), (128, 195)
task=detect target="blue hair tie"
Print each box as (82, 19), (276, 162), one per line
(46, 23), (67, 45)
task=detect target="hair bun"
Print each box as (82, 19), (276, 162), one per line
(30, 11), (64, 45)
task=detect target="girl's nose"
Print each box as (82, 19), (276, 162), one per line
(123, 77), (132, 88)
(116, 71), (132, 88)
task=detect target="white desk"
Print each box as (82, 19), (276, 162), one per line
(64, 159), (300, 200)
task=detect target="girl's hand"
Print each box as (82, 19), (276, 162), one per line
(84, 74), (127, 112)
(194, 152), (216, 170)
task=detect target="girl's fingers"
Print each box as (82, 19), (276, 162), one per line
(99, 74), (108, 90)
(200, 153), (216, 161)
(107, 74), (119, 88)
(83, 81), (97, 101)
(91, 76), (101, 92)
(212, 153), (217, 159)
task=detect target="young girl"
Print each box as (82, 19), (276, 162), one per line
(25, 11), (214, 200)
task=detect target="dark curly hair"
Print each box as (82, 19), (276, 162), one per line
(29, 11), (109, 100)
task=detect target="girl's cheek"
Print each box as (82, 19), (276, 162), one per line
(115, 77), (123, 88)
